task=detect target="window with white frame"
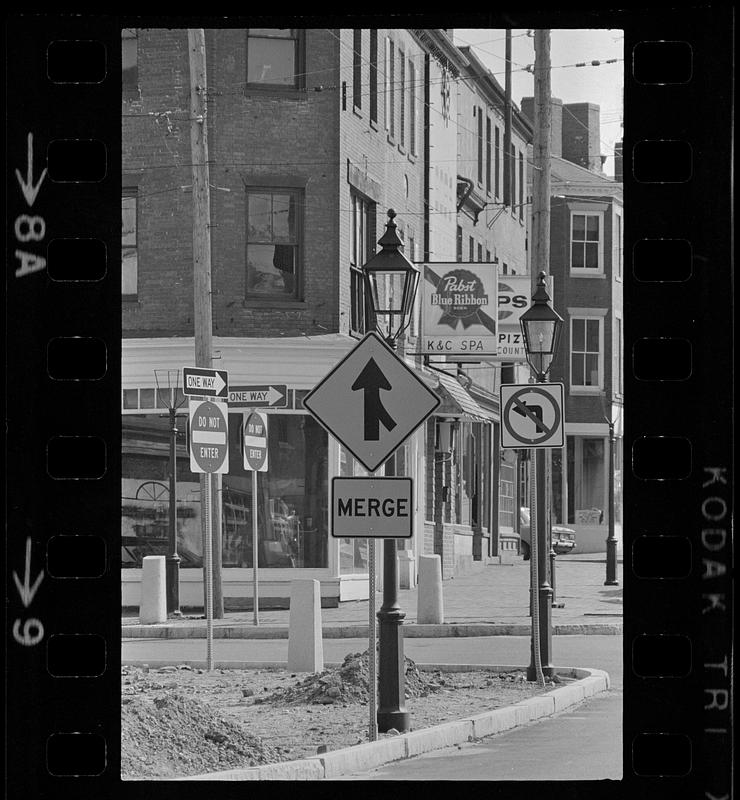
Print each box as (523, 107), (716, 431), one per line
(570, 316), (603, 388)
(570, 211), (604, 273)
(122, 190), (138, 298)
(349, 190), (374, 334)
(614, 210), (622, 279)
(408, 57), (417, 155)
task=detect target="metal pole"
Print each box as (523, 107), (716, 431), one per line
(368, 538), (377, 741)
(166, 406), (181, 616)
(527, 450), (545, 685)
(377, 535), (409, 732)
(252, 468), (259, 625)
(204, 472), (214, 671)
(605, 421), (619, 585)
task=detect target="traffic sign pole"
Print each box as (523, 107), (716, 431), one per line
(204, 472), (214, 671)
(368, 537), (377, 742)
(252, 469), (259, 626)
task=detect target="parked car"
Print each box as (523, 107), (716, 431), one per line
(518, 507), (576, 560)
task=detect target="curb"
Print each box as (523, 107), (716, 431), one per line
(122, 621), (622, 639)
(165, 665), (610, 781)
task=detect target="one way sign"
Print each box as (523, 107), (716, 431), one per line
(303, 332), (440, 473)
(183, 367), (228, 399)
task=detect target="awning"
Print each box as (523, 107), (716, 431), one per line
(432, 371), (490, 421)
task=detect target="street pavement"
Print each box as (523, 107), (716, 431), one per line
(122, 552), (623, 638)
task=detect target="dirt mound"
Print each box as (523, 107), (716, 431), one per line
(122, 671), (283, 778)
(255, 650), (442, 706)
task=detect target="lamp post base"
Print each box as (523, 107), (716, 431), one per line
(376, 608), (410, 734)
(165, 553), (181, 616)
(604, 537), (619, 586)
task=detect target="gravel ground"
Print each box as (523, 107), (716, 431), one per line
(122, 652), (558, 779)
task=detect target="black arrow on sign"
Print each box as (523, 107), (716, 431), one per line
(351, 357), (397, 441)
(514, 401), (545, 432)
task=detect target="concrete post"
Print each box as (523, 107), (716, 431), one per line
(397, 549), (416, 589)
(140, 556), (167, 624)
(417, 554), (444, 624)
(288, 580), (324, 672)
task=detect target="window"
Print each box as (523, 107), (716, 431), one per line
(518, 151), (524, 220)
(407, 230), (420, 337)
(456, 225), (463, 262)
(571, 317), (603, 388)
(409, 57), (417, 155)
(570, 212), (604, 273)
(477, 107), (483, 184)
(485, 116), (492, 195)
(509, 143), (516, 213)
(122, 190), (137, 298)
(350, 191), (374, 333)
(352, 30), (362, 109)
(477, 243), (483, 262)
(122, 29), (138, 98)
(385, 38), (395, 137)
(494, 126), (501, 198)
(399, 49), (406, 148)
(469, 236), (474, 262)
(616, 316), (623, 395)
(369, 30), (378, 123)
(246, 189), (301, 299)
(566, 436), (606, 526)
(247, 29), (302, 88)
(614, 211), (622, 279)
(485, 248), (491, 262)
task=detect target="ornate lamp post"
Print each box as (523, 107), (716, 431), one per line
(154, 369), (186, 617)
(362, 209), (420, 733)
(519, 271), (563, 680)
(600, 391), (620, 586)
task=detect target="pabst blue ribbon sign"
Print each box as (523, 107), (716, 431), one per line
(420, 263), (498, 355)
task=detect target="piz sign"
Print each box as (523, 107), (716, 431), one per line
(302, 332), (440, 473)
(332, 477), (413, 538)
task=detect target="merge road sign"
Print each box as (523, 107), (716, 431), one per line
(500, 383), (564, 449)
(188, 399), (229, 473)
(332, 477), (413, 538)
(303, 332), (440, 473)
(183, 367), (228, 399)
(243, 410), (268, 472)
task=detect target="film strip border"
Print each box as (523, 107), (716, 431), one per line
(5, 11), (733, 799)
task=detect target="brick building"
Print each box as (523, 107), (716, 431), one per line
(522, 97), (624, 553)
(121, 28), (534, 608)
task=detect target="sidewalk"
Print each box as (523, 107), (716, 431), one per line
(122, 552), (623, 639)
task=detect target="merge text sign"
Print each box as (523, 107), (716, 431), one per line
(331, 477), (413, 538)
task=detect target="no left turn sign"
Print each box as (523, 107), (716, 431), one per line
(500, 383), (565, 449)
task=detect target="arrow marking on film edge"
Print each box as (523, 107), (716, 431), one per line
(351, 357), (397, 441)
(13, 537), (44, 608)
(15, 133), (47, 207)
(512, 397), (556, 438)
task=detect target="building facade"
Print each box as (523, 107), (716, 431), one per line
(522, 97), (624, 554)
(122, 28), (533, 608)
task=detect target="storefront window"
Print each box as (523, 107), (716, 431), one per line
(122, 412), (329, 569)
(566, 436), (606, 525)
(337, 445), (369, 574)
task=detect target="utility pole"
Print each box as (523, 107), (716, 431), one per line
(527, 29), (555, 680)
(503, 29), (512, 208)
(188, 29), (223, 618)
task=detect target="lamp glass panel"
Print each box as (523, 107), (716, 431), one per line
(524, 318), (556, 354)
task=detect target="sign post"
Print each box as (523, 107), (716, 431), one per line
(187, 398), (229, 670)
(243, 411), (268, 626)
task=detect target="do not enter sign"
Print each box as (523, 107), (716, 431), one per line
(188, 399), (229, 474)
(243, 411), (268, 472)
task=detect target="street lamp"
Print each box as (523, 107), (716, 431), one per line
(600, 391), (620, 587)
(363, 209), (419, 350)
(154, 369), (186, 617)
(519, 272), (563, 681)
(362, 208), (420, 733)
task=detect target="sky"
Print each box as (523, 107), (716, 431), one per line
(453, 29), (624, 177)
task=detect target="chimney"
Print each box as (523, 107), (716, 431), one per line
(520, 96), (562, 158)
(562, 102), (601, 172)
